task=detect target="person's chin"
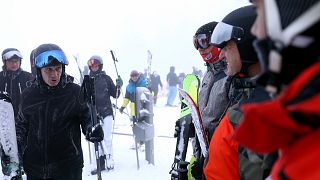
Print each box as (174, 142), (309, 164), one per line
(49, 81), (59, 86)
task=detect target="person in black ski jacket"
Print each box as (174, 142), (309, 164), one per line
(149, 71), (163, 105)
(16, 43), (103, 179)
(166, 66), (179, 106)
(0, 48), (33, 177)
(87, 55), (123, 174)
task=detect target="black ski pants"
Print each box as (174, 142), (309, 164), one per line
(26, 168), (82, 180)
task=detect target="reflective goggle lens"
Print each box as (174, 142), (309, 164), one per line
(193, 34), (210, 50)
(87, 59), (101, 67)
(2, 50), (23, 60)
(210, 22), (244, 48)
(35, 50), (68, 68)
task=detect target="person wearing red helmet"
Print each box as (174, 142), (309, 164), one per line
(233, 0), (320, 179)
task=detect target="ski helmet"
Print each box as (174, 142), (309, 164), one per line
(130, 70), (139, 77)
(33, 43), (69, 69)
(33, 43), (69, 87)
(211, 5), (258, 68)
(87, 55), (103, 71)
(252, 0), (320, 94)
(2, 48), (23, 62)
(194, 21), (222, 63)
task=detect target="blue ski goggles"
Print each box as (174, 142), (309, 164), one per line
(35, 50), (69, 68)
(210, 22), (244, 48)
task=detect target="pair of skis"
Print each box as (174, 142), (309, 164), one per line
(170, 74), (209, 180)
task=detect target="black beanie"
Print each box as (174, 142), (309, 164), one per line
(195, 21), (218, 36)
(222, 5), (258, 65)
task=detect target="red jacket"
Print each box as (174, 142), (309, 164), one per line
(204, 113), (239, 180)
(234, 63), (320, 180)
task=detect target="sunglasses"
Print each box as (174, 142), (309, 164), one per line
(193, 34), (211, 50)
(35, 50), (69, 68)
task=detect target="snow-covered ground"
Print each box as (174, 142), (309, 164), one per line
(82, 95), (193, 180)
(1, 95), (193, 180)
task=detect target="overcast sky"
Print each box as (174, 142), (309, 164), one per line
(0, 0), (249, 84)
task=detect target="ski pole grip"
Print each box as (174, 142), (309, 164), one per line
(110, 50), (117, 62)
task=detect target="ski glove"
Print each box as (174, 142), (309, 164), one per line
(174, 120), (181, 138)
(119, 107), (125, 114)
(116, 76), (123, 87)
(191, 159), (203, 180)
(86, 124), (104, 143)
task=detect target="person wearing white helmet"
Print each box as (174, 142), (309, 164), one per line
(0, 48), (33, 178)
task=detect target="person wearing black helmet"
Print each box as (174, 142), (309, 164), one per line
(234, 0), (320, 179)
(0, 48), (33, 177)
(204, 5), (274, 180)
(15, 43), (104, 179)
(190, 21), (232, 180)
(87, 55), (123, 174)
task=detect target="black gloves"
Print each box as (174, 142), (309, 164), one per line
(174, 120), (180, 138)
(116, 76), (123, 87)
(86, 124), (104, 143)
(119, 107), (125, 114)
(191, 159), (204, 180)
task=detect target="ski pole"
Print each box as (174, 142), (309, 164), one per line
(112, 103), (130, 116)
(82, 75), (102, 180)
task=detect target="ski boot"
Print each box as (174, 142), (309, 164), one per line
(106, 154), (114, 170)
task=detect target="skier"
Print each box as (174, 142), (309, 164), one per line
(233, 0), (320, 179)
(119, 70), (147, 122)
(166, 66), (179, 106)
(0, 48), (33, 178)
(16, 43), (104, 179)
(149, 71), (163, 105)
(204, 5), (275, 179)
(190, 21), (230, 180)
(119, 70), (147, 149)
(87, 55), (123, 174)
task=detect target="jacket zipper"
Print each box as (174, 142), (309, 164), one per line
(70, 132), (79, 155)
(18, 83), (22, 94)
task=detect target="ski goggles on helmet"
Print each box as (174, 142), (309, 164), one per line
(193, 34), (211, 50)
(35, 50), (68, 68)
(210, 22), (244, 48)
(87, 59), (102, 67)
(2, 50), (23, 61)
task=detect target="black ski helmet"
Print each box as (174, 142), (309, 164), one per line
(33, 43), (69, 86)
(221, 5), (258, 66)
(33, 43), (68, 69)
(253, 0), (320, 94)
(2, 48), (23, 63)
(195, 21), (218, 37)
